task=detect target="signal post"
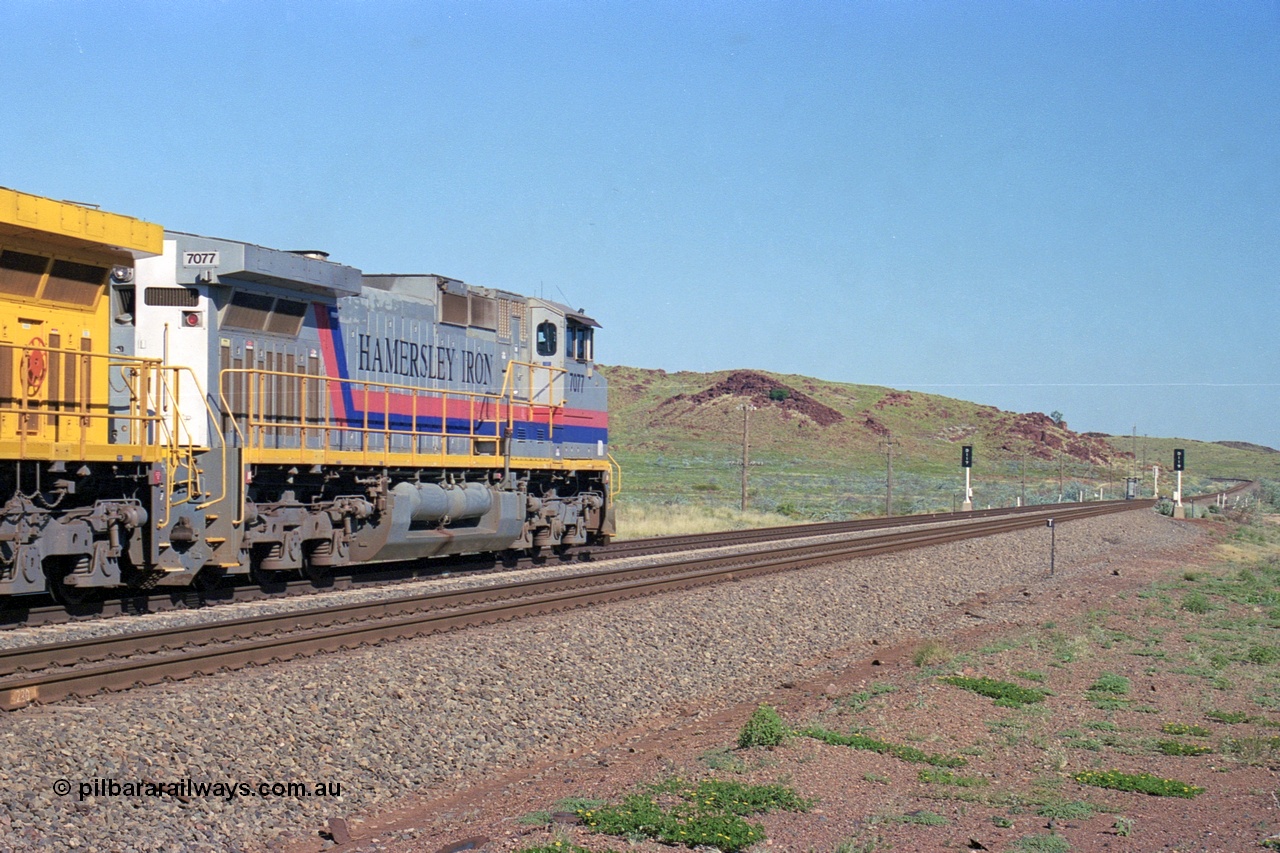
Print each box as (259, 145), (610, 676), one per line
(961, 445), (974, 511)
(1172, 448), (1186, 519)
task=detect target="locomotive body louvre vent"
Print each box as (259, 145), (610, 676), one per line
(144, 287), (200, 307)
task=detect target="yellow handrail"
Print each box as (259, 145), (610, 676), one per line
(0, 341), (166, 458)
(607, 453), (622, 498)
(147, 365), (228, 527)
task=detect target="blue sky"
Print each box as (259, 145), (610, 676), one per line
(4, 1), (1277, 449)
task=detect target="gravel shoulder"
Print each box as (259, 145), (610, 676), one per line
(0, 509), (1204, 853)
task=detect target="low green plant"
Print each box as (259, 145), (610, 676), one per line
(555, 797), (607, 813)
(515, 844), (597, 853)
(516, 810), (552, 826)
(1161, 722), (1211, 737)
(1180, 591), (1212, 613)
(863, 772), (890, 784)
(737, 704), (789, 748)
(1012, 833), (1071, 852)
(938, 675), (1048, 708)
(835, 833), (890, 853)
(842, 682), (898, 713)
(918, 768), (988, 787)
(1206, 709), (1249, 724)
(878, 810), (948, 826)
(1072, 769), (1204, 798)
(802, 726), (966, 767)
(1222, 734), (1280, 762)
(1087, 672), (1131, 695)
(578, 779), (811, 853)
(981, 637), (1021, 655)
(1014, 670), (1047, 682)
(700, 747), (751, 773)
(1246, 644), (1280, 665)
(1155, 740), (1212, 756)
(1113, 817), (1135, 837)
(1036, 799), (1095, 820)
(992, 815), (1015, 828)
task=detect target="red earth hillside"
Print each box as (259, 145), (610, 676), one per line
(661, 370), (846, 426)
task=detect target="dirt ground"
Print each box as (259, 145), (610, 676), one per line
(306, 516), (1280, 853)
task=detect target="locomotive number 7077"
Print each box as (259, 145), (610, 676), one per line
(182, 251), (220, 267)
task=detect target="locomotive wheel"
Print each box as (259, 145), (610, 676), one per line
(301, 549), (334, 587)
(192, 566), (226, 598)
(46, 559), (98, 608)
(248, 555), (291, 592)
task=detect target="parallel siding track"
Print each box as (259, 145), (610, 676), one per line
(1, 499), (1155, 711)
(5, 493), (1231, 630)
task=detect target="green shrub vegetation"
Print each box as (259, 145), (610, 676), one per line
(737, 705), (789, 749)
(1087, 672), (1131, 695)
(1180, 592), (1212, 614)
(1160, 722), (1211, 737)
(1072, 769), (1204, 798)
(917, 768), (989, 787)
(938, 675), (1048, 708)
(577, 779), (812, 853)
(1035, 800), (1095, 820)
(1155, 740), (1213, 756)
(1011, 833), (1071, 852)
(1245, 644), (1280, 665)
(1205, 709), (1249, 724)
(801, 726), (966, 767)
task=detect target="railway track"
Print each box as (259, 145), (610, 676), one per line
(0, 498), (1157, 631)
(0, 499), (1149, 711)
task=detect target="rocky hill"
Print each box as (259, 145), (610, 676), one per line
(601, 365), (1278, 516)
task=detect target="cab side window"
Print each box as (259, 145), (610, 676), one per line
(536, 320), (557, 356)
(566, 320), (593, 360)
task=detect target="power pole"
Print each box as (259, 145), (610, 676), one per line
(1141, 435), (1147, 496)
(885, 431), (894, 516)
(740, 405), (752, 512)
(1020, 453), (1026, 506)
(1131, 426), (1137, 480)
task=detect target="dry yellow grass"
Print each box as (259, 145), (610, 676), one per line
(614, 503), (796, 540)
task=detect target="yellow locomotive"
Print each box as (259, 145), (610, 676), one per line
(0, 188), (175, 601)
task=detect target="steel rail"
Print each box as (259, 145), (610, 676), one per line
(0, 503), (1106, 677)
(0, 496), (1161, 630)
(0, 499), (1148, 711)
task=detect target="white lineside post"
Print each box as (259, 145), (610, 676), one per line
(1047, 517), (1055, 576)
(1153, 465), (1159, 499)
(963, 467), (972, 511)
(1174, 470), (1184, 519)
